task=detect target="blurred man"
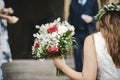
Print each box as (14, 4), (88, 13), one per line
(68, 0), (98, 72)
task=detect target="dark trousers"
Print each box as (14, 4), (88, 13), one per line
(73, 31), (88, 72)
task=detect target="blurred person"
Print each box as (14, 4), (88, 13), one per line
(53, 3), (120, 80)
(0, 0), (19, 79)
(68, 0), (99, 72)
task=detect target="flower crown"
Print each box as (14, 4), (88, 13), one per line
(96, 3), (120, 20)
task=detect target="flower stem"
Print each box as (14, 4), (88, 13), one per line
(56, 68), (64, 76)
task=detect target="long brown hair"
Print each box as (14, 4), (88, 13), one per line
(96, 11), (120, 67)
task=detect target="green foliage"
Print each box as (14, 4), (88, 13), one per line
(96, 3), (120, 20)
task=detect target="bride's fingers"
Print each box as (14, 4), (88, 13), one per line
(53, 56), (63, 60)
(54, 57), (65, 64)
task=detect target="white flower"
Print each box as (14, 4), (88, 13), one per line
(58, 25), (68, 34)
(32, 18), (75, 61)
(51, 32), (58, 38)
(35, 25), (40, 29)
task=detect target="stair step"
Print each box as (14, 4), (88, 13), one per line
(2, 59), (74, 80)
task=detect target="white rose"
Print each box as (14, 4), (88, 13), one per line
(58, 25), (68, 34)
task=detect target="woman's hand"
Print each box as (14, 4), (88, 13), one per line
(0, 13), (19, 24)
(53, 57), (66, 70)
(7, 16), (19, 24)
(3, 7), (14, 14)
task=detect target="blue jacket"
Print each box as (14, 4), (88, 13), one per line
(68, 0), (98, 33)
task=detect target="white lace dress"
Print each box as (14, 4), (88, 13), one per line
(93, 32), (120, 80)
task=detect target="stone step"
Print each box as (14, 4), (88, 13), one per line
(2, 59), (74, 80)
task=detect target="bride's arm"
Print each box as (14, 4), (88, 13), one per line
(53, 35), (97, 80)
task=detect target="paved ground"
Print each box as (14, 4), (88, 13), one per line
(2, 58), (75, 80)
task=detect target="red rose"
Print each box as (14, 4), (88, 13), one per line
(47, 47), (59, 54)
(34, 42), (39, 48)
(47, 25), (58, 33)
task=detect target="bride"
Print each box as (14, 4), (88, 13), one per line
(53, 3), (120, 80)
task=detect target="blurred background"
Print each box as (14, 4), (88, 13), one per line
(4, 0), (70, 59)
(2, 0), (72, 80)
(2, 0), (120, 80)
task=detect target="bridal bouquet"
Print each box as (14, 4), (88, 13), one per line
(32, 18), (75, 76)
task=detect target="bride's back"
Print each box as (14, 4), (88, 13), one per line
(93, 32), (120, 80)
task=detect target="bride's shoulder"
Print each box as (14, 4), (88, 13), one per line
(84, 32), (98, 42)
(86, 32), (102, 40)
(84, 34), (95, 47)
(83, 33), (96, 58)
(84, 32), (101, 46)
